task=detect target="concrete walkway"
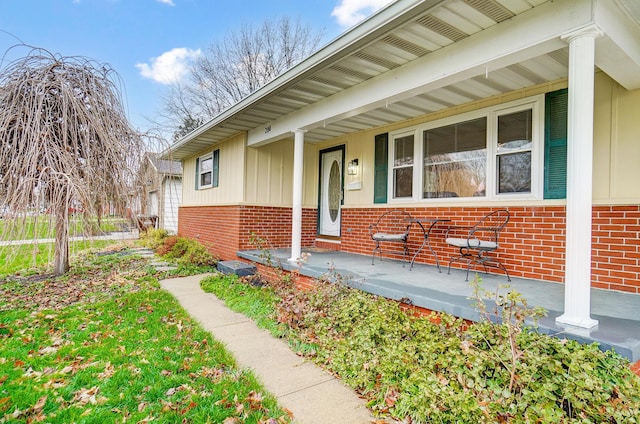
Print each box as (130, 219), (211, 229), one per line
(160, 275), (378, 424)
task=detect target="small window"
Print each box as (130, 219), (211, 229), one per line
(197, 150), (219, 189)
(392, 134), (414, 198)
(496, 109), (532, 194)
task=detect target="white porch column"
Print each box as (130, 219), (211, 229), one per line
(556, 25), (602, 329)
(289, 129), (306, 262)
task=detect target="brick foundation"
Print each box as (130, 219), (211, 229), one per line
(178, 205), (317, 262)
(341, 205), (640, 294)
(179, 204), (640, 294)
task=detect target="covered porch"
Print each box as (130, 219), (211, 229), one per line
(238, 248), (640, 363)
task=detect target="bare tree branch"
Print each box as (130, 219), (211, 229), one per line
(161, 17), (324, 138)
(0, 47), (143, 275)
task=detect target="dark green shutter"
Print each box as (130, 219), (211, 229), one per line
(544, 89), (568, 199)
(195, 157), (200, 189)
(374, 133), (388, 204)
(212, 150), (219, 188)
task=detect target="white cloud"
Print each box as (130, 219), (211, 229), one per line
(331, 0), (395, 27)
(156, 0), (175, 6)
(135, 48), (201, 85)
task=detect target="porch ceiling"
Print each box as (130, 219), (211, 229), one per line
(167, 0), (640, 160)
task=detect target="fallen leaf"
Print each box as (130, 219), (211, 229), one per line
(160, 400), (176, 413)
(97, 362), (115, 379)
(32, 395), (47, 413)
(72, 386), (100, 406)
(179, 401), (197, 415)
(246, 391), (264, 410)
(384, 388), (399, 407)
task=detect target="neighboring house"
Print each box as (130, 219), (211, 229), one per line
(165, 0), (640, 330)
(137, 153), (182, 234)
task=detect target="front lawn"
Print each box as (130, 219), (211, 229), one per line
(0, 248), (291, 423)
(0, 240), (115, 278)
(0, 215), (127, 241)
(201, 272), (640, 423)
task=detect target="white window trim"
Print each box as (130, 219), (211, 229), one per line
(387, 94), (544, 203)
(198, 152), (214, 190)
(388, 129), (417, 201)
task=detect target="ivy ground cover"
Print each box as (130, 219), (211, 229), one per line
(201, 273), (640, 423)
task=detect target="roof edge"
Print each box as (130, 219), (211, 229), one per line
(162, 0), (444, 160)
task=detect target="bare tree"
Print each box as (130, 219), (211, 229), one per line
(161, 17), (324, 137)
(0, 48), (143, 275)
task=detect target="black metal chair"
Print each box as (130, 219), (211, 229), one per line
(446, 209), (511, 281)
(369, 209), (413, 265)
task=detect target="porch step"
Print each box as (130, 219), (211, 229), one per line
(217, 260), (257, 277)
(315, 238), (341, 251)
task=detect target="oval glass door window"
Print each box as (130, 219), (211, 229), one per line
(328, 160), (341, 222)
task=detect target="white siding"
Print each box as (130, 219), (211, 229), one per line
(164, 178), (182, 234)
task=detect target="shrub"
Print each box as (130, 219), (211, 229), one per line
(164, 237), (217, 267)
(138, 228), (168, 250)
(155, 235), (178, 256)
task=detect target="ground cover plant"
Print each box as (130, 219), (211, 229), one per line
(0, 245), (291, 423)
(200, 272), (640, 423)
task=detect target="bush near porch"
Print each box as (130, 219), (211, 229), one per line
(200, 272), (640, 423)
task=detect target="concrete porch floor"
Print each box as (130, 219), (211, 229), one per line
(237, 248), (640, 362)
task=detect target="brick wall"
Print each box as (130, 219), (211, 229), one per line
(341, 205), (640, 294)
(178, 205), (317, 261)
(179, 204), (640, 294)
(592, 206), (640, 293)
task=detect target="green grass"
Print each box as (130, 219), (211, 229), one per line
(0, 216), (127, 241)
(0, 240), (115, 277)
(0, 251), (291, 423)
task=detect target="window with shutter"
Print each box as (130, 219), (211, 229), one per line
(196, 149), (220, 189)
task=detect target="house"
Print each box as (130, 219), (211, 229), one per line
(136, 152), (182, 233)
(165, 0), (640, 333)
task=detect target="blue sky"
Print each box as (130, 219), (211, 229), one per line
(0, 0), (393, 135)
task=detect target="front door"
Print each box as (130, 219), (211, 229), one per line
(319, 147), (344, 237)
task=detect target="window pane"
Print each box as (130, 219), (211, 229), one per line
(394, 167), (413, 198)
(498, 151), (531, 193)
(423, 117), (486, 198)
(200, 157), (213, 173)
(200, 171), (212, 187)
(498, 109), (532, 152)
(497, 109), (532, 194)
(394, 135), (414, 167)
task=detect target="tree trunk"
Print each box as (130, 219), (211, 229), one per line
(53, 205), (70, 276)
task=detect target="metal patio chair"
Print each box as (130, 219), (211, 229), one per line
(369, 209), (413, 265)
(446, 209), (511, 281)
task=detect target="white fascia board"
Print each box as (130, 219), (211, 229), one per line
(594, 0), (640, 90)
(247, 0), (594, 147)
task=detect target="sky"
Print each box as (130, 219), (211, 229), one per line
(0, 0), (394, 137)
